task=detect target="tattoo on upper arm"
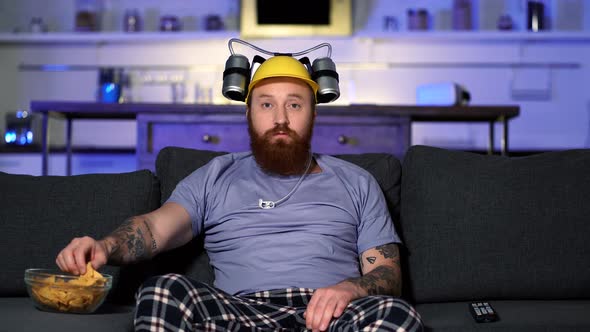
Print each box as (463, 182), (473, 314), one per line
(375, 243), (400, 268)
(351, 243), (402, 296)
(359, 255), (364, 271)
(376, 243), (399, 259)
(361, 244), (399, 269)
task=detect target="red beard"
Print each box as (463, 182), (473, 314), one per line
(248, 115), (313, 176)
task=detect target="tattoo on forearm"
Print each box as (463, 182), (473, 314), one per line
(142, 219), (157, 251)
(366, 256), (376, 264)
(108, 217), (153, 264)
(348, 265), (401, 297)
(129, 227), (145, 258)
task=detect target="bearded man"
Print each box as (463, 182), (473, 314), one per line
(56, 55), (423, 332)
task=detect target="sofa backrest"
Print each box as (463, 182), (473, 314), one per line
(154, 147), (403, 288)
(0, 170), (161, 304)
(400, 145), (590, 303)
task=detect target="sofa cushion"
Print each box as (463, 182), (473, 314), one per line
(416, 300), (590, 331)
(0, 170), (161, 304)
(0, 298), (134, 332)
(154, 147), (402, 287)
(401, 146), (590, 303)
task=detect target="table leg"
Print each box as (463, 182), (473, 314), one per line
(66, 118), (72, 176)
(488, 121), (495, 155)
(402, 116), (411, 159)
(501, 115), (508, 156)
(41, 112), (49, 175)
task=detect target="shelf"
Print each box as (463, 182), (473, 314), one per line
(2, 30), (590, 45)
(0, 31), (239, 44)
(357, 31), (590, 43)
(0, 145), (135, 154)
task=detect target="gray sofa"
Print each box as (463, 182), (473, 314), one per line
(1, 145), (589, 331)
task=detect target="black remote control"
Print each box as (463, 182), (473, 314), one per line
(469, 302), (499, 323)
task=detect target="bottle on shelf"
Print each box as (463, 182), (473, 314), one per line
(452, 0), (473, 30)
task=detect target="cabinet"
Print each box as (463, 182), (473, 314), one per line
(137, 110), (410, 172)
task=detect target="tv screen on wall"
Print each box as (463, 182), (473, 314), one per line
(240, 0), (351, 38)
(256, 0), (330, 25)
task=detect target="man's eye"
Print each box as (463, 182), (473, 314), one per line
(261, 102), (272, 109)
(289, 103), (301, 110)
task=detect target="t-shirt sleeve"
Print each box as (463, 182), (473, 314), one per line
(356, 174), (401, 254)
(165, 169), (207, 236)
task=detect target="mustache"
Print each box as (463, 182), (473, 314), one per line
(264, 124), (296, 137)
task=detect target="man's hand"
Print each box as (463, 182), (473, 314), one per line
(304, 280), (363, 332)
(56, 236), (109, 275)
(304, 243), (402, 331)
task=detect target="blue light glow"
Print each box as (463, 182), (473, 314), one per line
(5, 131), (16, 143)
(105, 83), (115, 93)
(15, 110), (29, 119)
(27, 131), (33, 143)
(100, 83), (121, 103)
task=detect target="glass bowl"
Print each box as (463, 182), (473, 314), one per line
(24, 268), (112, 314)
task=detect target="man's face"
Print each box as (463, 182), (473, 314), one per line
(247, 77), (316, 175)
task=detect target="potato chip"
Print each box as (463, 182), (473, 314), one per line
(70, 263), (106, 287)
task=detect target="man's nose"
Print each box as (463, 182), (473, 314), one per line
(273, 107), (289, 125)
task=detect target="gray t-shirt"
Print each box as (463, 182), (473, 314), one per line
(167, 152), (400, 295)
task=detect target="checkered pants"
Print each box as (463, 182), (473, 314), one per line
(134, 274), (423, 332)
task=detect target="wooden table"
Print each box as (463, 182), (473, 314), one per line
(30, 101), (520, 175)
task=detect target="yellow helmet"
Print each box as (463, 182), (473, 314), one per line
(246, 56), (319, 104)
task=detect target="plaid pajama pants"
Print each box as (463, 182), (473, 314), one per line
(134, 274), (423, 332)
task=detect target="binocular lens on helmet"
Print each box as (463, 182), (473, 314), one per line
(222, 54), (251, 102)
(312, 57), (340, 103)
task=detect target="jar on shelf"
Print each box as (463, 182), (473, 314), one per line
(29, 17), (48, 33)
(407, 8), (429, 31)
(497, 14), (514, 31)
(123, 9), (142, 32)
(75, 0), (100, 31)
(159, 15), (182, 32)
